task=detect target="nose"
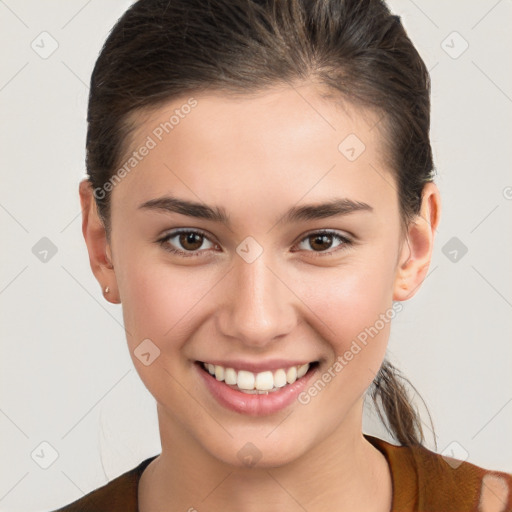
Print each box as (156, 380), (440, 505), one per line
(216, 253), (297, 349)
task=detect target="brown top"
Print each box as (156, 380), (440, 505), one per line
(52, 435), (512, 511)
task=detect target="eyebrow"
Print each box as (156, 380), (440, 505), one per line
(138, 195), (373, 225)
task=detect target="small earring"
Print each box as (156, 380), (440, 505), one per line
(104, 286), (110, 294)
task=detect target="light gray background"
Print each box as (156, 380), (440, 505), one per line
(1, 1), (511, 511)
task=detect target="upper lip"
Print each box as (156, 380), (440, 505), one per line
(196, 359), (317, 373)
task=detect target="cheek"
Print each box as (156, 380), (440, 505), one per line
(304, 260), (395, 342)
(298, 251), (397, 389)
(115, 256), (222, 407)
(293, 264), (395, 420)
(116, 253), (221, 349)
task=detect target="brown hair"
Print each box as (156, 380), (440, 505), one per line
(86, 0), (436, 446)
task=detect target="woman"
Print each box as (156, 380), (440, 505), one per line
(53, 0), (512, 510)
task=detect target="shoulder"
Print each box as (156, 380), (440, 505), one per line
(365, 434), (512, 511)
(50, 455), (158, 512)
(409, 442), (512, 511)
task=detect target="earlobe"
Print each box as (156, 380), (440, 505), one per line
(393, 182), (441, 301)
(79, 179), (121, 304)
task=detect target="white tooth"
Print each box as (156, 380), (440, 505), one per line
(225, 367), (237, 385)
(286, 366), (297, 384)
(255, 371), (274, 391)
(215, 365), (225, 381)
(297, 363), (310, 379)
(207, 363), (215, 375)
(273, 369), (287, 388)
(237, 370), (255, 390)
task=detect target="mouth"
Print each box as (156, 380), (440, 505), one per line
(198, 360), (318, 394)
(195, 359), (319, 415)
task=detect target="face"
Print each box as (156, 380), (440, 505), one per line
(89, 83), (423, 468)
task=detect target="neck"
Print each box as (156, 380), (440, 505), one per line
(139, 404), (392, 512)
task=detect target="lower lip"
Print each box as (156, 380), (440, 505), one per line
(196, 363), (318, 416)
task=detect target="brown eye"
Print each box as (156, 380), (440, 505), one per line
(295, 230), (352, 255)
(309, 233), (334, 251)
(158, 229), (216, 256)
(178, 232), (204, 251)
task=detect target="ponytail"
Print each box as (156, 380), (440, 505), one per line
(370, 359), (435, 447)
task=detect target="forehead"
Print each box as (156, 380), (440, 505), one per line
(112, 83), (396, 220)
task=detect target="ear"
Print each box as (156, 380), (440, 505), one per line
(79, 179), (121, 304)
(393, 182), (441, 301)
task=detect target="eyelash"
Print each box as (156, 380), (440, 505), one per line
(157, 228), (353, 258)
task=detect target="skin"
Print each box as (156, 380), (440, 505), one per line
(80, 82), (441, 512)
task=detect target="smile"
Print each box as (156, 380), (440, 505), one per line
(196, 359), (319, 415)
(201, 361), (312, 394)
